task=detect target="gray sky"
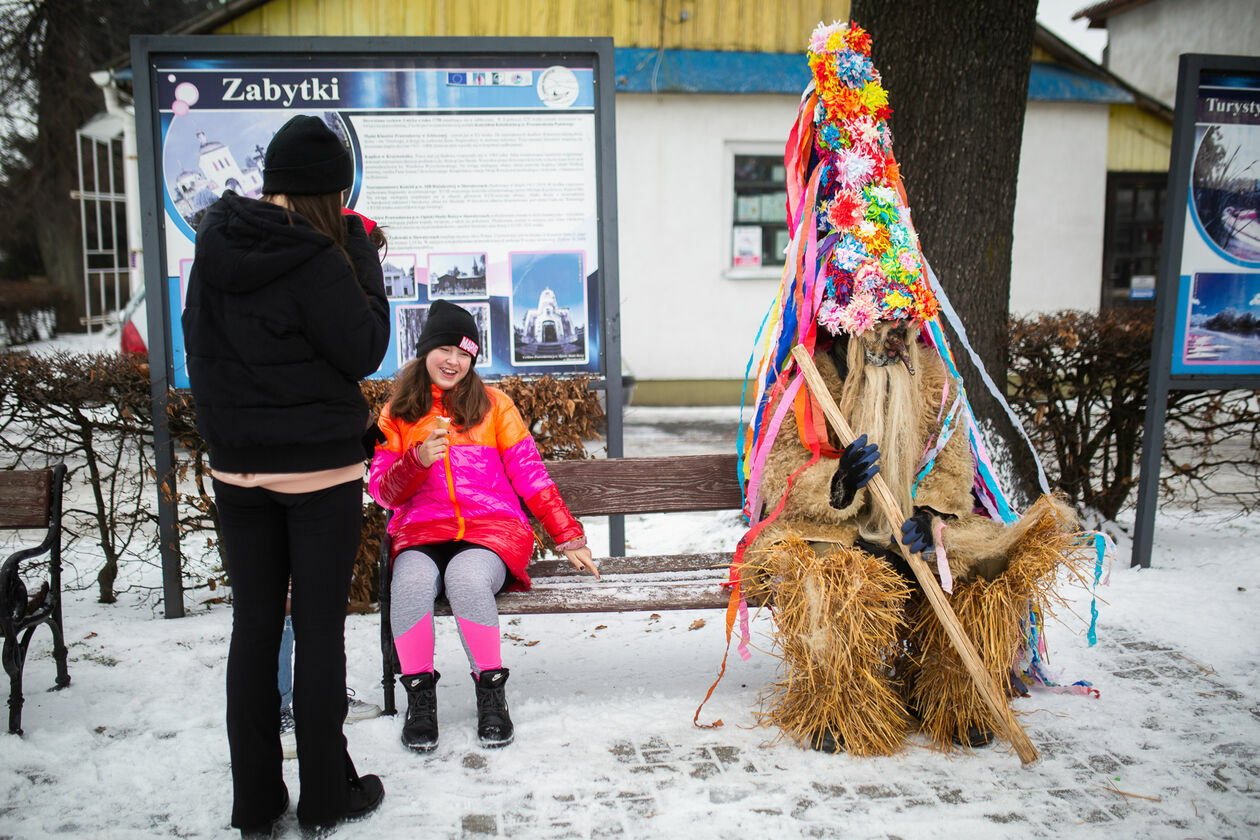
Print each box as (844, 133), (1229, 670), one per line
(1037, 0), (1109, 63)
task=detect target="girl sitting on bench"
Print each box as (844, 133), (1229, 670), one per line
(368, 299), (598, 752)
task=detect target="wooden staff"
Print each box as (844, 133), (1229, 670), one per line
(790, 345), (1038, 765)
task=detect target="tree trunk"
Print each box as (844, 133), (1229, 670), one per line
(27, 1), (108, 331)
(849, 0), (1041, 504)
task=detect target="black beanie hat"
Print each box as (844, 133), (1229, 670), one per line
(262, 115), (353, 196)
(416, 300), (481, 364)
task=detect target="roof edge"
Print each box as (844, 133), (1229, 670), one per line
(1073, 0), (1158, 28)
(1033, 23), (1172, 119)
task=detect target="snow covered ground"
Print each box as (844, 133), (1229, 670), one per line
(2, 339), (1259, 838)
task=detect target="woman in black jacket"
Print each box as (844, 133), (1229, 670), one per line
(182, 115), (390, 837)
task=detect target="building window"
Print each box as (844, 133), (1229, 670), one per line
(1102, 172), (1165, 309)
(731, 154), (790, 270)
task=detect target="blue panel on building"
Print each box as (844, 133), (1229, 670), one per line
(1027, 62), (1131, 103)
(613, 49), (1133, 106)
(614, 48), (810, 94)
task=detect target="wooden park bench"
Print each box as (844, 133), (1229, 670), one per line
(1, 464), (71, 735)
(378, 453), (744, 714)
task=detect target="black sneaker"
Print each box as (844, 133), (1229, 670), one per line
(400, 671), (440, 752)
(473, 668), (514, 748)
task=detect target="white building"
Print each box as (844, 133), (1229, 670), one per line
(1078, 0), (1260, 109)
(521, 288), (577, 346)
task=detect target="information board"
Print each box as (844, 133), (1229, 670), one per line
(1169, 65), (1260, 376)
(131, 36), (623, 616)
(140, 45), (612, 386)
(1133, 53), (1260, 570)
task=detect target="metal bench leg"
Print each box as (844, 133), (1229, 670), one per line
(48, 616), (70, 690)
(379, 532), (397, 716)
(4, 636), (24, 735)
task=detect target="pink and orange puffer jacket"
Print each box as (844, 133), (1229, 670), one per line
(368, 384), (584, 590)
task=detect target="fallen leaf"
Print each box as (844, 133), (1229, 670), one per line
(689, 619), (706, 631)
(594, 624), (607, 631)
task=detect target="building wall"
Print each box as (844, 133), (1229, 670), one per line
(1010, 101), (1111, 314)
(214, 0), (852, 51)
(618, 94), (1110, 385)
(1106, 103), (1172, 172)
(1105, 0), (1260, 108)
(615, 93), (795, 383)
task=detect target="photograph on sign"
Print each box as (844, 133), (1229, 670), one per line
(509, 251), (588, 365)
(382, 254), (418, 300)
(396, 301), (491, 369)
(1181, 272), (1260, 365)
(148, 54), (603, 386)
(1191, 123), (1260, 264)
(428, 252), (487, 300)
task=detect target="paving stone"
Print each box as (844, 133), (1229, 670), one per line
(461, 813), (497, 835)
(708, 787), (750, 804)
(689, 762), (721, 780)
(608, 741), (637, 763)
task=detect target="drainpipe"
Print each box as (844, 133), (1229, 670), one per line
(90, 69), (143, 298)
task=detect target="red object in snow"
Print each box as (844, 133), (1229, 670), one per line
(120, 320), (147, 357)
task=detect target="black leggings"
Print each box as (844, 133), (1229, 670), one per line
(214, 478), (361, 828)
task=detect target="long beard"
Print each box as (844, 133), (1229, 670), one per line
(837, 341), (922, 543)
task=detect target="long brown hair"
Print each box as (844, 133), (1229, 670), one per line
(389, 354), (491, 428)
(263, 192), (351, 270)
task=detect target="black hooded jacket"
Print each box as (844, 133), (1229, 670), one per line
(182, 192), (389, 473)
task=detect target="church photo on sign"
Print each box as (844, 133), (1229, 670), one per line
(510, 250), (588, 365)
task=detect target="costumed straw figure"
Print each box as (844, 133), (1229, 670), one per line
(731, 21), (1093, 756)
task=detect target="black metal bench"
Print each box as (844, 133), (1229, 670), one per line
(378, 453), (743, 714)
(1, 464), (71, 735)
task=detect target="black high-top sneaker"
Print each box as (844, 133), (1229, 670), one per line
(472, 668), (514, 748)
(400, 671), (440, 752)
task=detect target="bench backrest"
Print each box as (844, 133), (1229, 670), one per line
(542, 453), (742, 517)
(0, 470), (53, 529)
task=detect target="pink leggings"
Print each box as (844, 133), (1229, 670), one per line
(391, 543), (506, 675)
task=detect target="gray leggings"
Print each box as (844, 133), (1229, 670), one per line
(391, 542), (507, 671)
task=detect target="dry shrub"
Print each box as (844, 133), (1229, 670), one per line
(1008, 309), (1260, 519)
(742, 536), (912, 757)
(0, 351), (157, 603)
(2, 355), (603, 609)
(497, 373), (603, 460)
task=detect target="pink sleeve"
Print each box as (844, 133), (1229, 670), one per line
(500, 436), (553, 501)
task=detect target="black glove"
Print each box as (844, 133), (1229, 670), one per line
(829, 433), (880, 510)
(361, 421), (386, 460)
(899, 507), (955, 555)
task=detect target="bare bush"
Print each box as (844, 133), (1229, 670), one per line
(1, 354), (605, 608)
(1008, 309), (1260, 521)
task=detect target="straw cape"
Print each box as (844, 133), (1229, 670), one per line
(714, 21), (1102, 756)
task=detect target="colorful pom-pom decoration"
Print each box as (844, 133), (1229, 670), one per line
(803, 20), (939, 336)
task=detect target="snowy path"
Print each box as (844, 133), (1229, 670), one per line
(2, 407), (1259, 839)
